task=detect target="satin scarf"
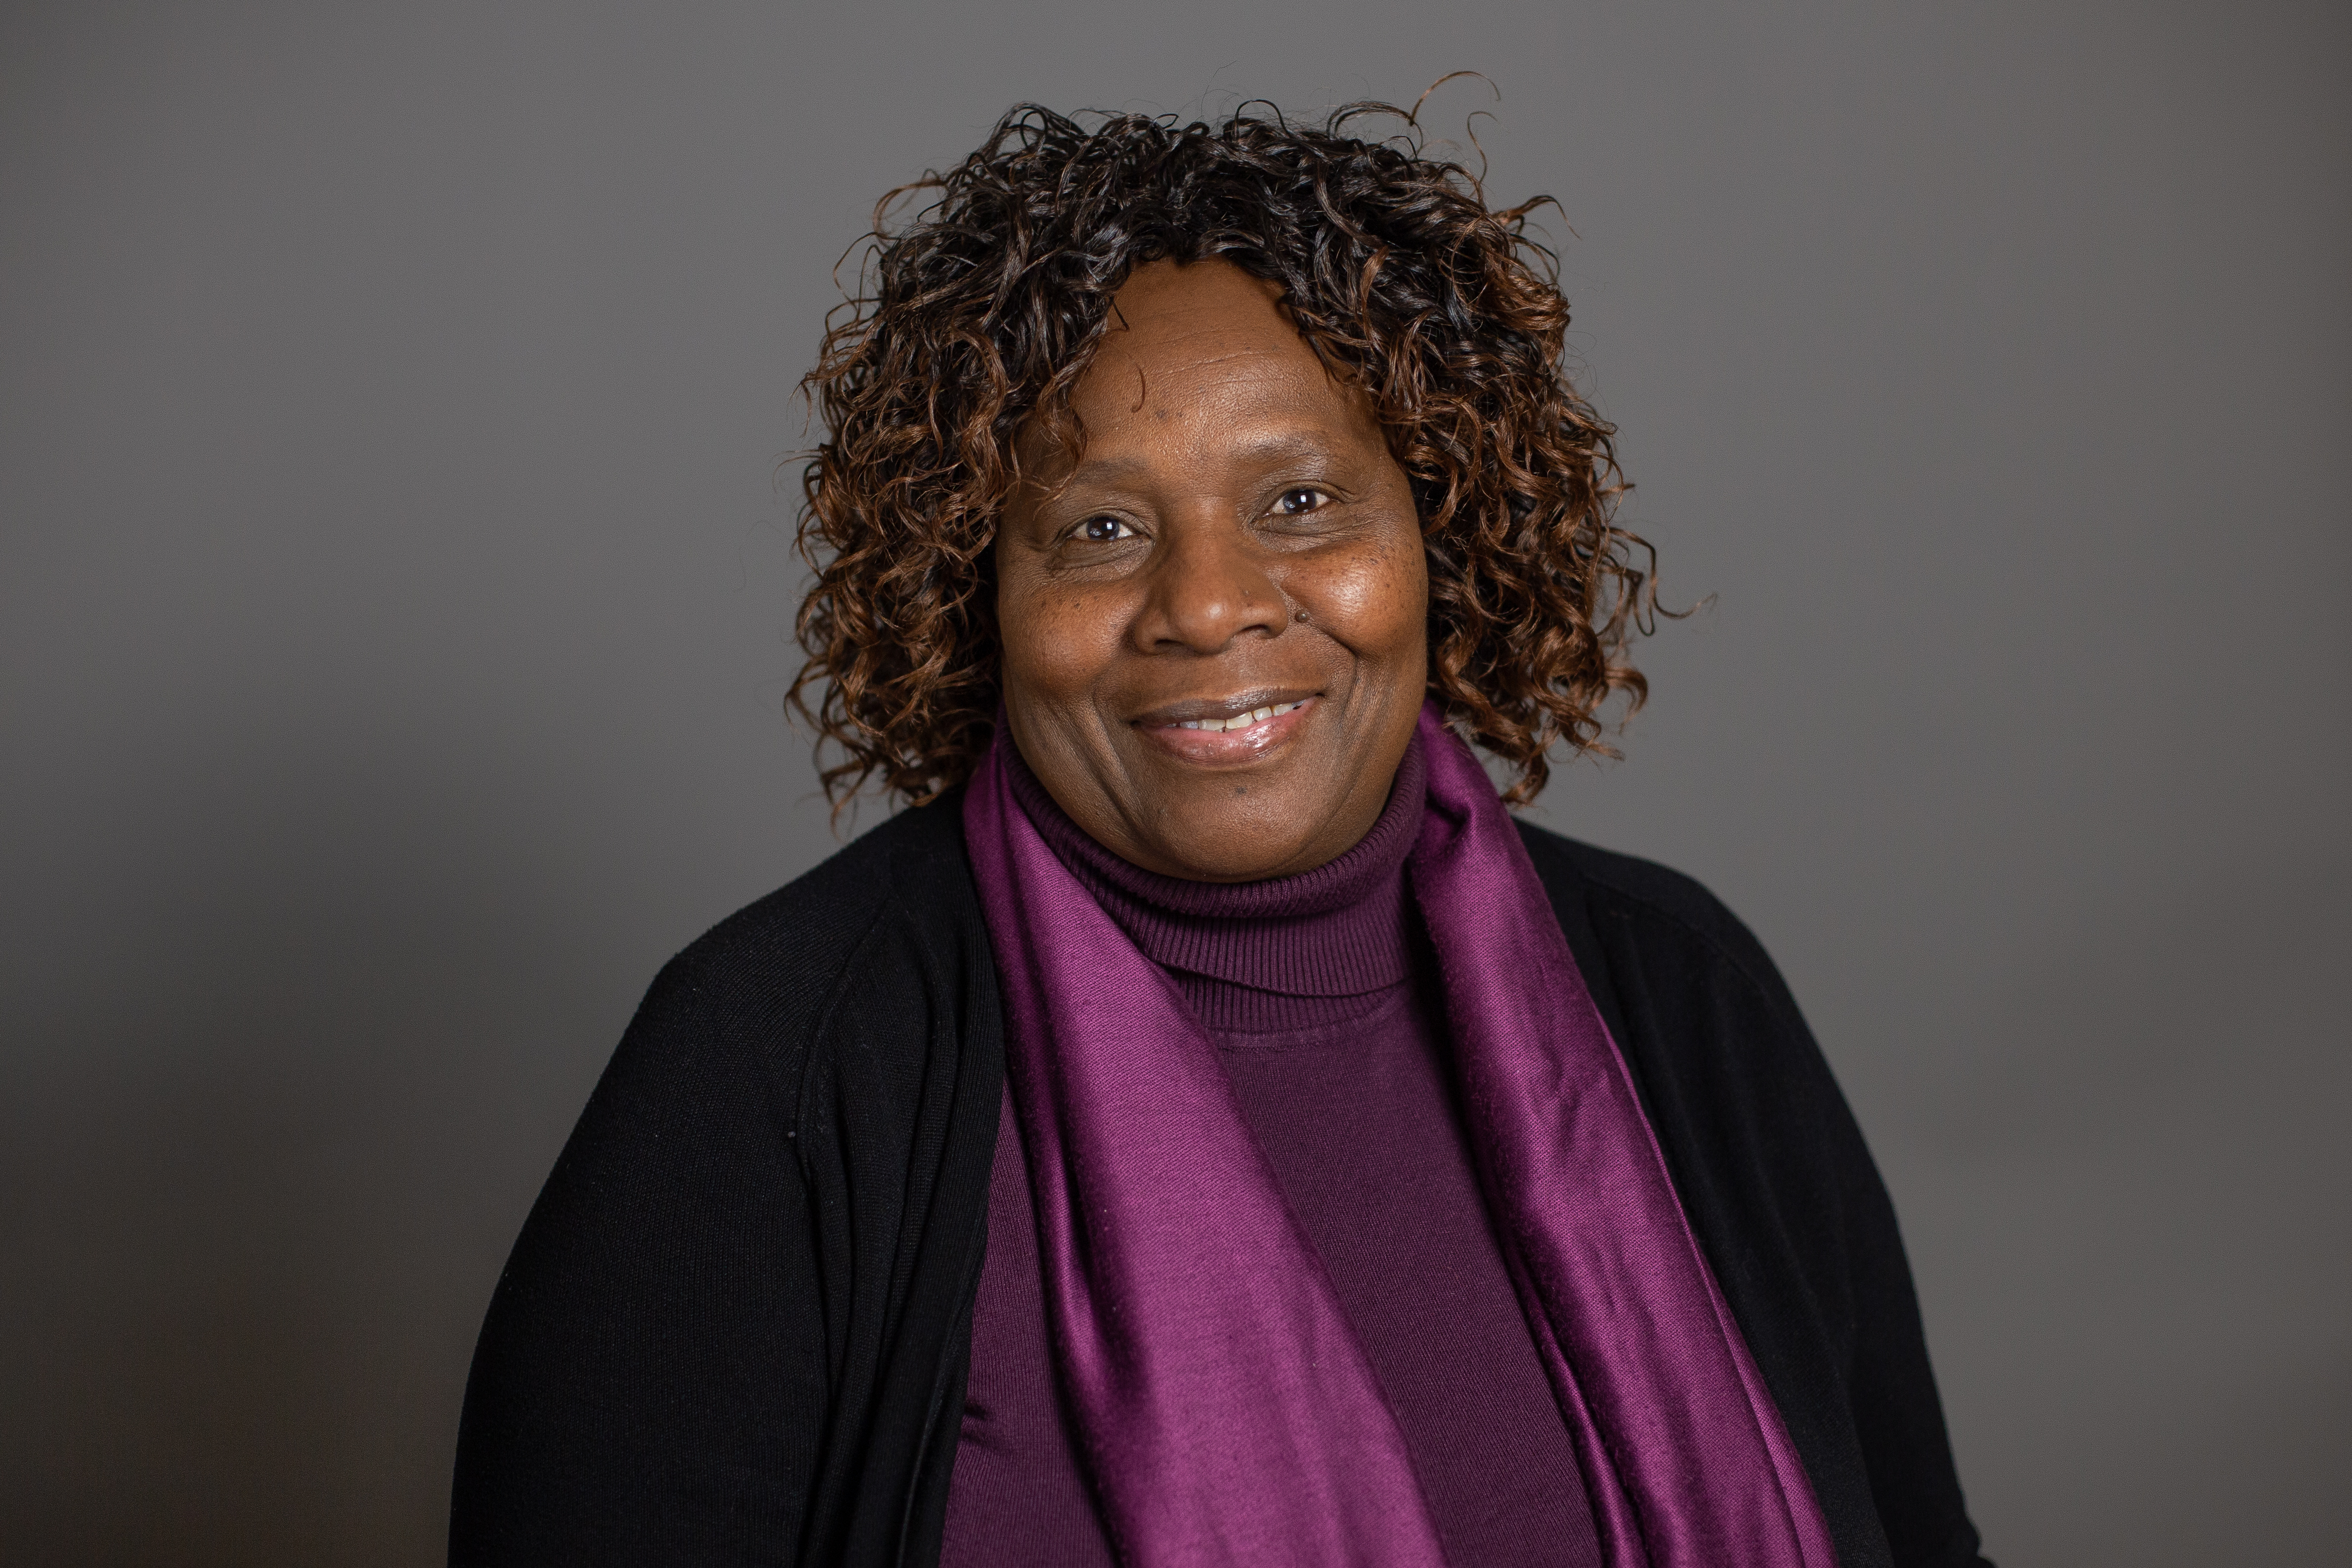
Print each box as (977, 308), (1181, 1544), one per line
(960, 705), (1835, 1568)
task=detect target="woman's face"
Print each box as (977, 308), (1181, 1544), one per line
(995, 257), (1428, 882)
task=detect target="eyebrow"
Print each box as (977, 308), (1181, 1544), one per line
(1058, 429), (1346, 487)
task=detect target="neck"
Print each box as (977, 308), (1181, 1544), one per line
(1002, 734), (1426, 1019)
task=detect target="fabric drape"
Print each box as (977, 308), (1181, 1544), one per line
(961, 704), (1836, 1568)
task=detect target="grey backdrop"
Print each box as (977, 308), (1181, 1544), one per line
(4, 2), (2346, 1564)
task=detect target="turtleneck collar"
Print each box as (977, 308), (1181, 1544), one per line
(1002, 728), (1426, 1002)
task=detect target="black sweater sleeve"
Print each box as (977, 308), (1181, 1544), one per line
(449, 943), (829, 1566)
(449, 804), (1002, 1568)
(1529, 828), (1992, 1568)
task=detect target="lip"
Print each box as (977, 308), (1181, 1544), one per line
(1132, 688), (1320, 767)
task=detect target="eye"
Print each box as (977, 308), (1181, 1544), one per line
(1274, 487), (1330, 516)
(1077, 515), (1137, 544)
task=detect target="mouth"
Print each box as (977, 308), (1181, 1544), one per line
(1133, 690), (1319, 764)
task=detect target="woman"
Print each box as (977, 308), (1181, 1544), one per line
(451, 104), (1991, 1568)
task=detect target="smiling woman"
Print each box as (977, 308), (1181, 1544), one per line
(449, 104), (1993, 1568)
(995, 258), (1429, 882)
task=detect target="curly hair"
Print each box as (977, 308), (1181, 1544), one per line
(790, 97), (1658, 810)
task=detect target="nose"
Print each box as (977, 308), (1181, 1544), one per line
(1132, 519), (1288, 655)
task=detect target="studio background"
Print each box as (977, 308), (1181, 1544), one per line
(3, 2), (2346, 1564)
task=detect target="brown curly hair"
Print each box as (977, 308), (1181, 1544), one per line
(791, 98), (1658, 809)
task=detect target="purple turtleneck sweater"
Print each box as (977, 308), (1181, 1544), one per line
(940, 738), (1603, 1568)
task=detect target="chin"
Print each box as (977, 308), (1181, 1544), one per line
(1140, 786), (1330, 883)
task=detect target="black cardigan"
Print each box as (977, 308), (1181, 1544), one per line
(450, 793), (1991, 1568)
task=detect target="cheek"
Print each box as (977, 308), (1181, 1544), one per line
(1303, 532), (1429, 662)
(997, 570), (1126, 708)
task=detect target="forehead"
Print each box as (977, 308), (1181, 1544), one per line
(1068, 257), (1341, 426)
(1098, 256), (1292, 351)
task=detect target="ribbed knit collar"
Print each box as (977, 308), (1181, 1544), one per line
(1004, 730), (1425, 1001)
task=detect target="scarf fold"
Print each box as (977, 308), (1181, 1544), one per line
(961, 705), (1836, 1568)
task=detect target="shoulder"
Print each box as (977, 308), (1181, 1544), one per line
(681, 790), (977, 971)
(590, 794), (988, 1132)
(659, 793), (982, 1019)
(518, 793), (993, 1276)
(1507, 816), (1845, 1184)
(1511, 817), (1805, 1029)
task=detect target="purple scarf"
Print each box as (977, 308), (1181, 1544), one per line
(961, 705), (1835, 1568)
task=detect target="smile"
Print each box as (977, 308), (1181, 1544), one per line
(1134, 692), (1320, 764)
(1168, 699), (1310, 733)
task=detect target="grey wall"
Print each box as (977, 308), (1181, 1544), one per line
(3, 2), (2345, 1563)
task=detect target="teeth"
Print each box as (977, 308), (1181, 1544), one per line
(1174, 700), (1305, 732)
